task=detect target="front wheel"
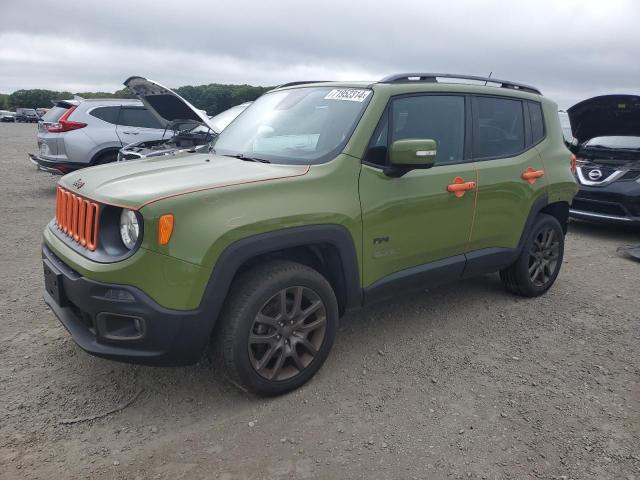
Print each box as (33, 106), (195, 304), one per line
(214, 260), (338, 396)
(500, 213), (565, 297)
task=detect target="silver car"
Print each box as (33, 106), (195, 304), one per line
(30, 98), (166, 174)
(1, 110), (16, 122)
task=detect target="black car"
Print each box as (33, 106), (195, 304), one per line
(568, 94), (640, 225)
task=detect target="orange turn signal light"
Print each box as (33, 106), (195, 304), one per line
(158, 214), (174, 246)
(570, 153), (577, 174)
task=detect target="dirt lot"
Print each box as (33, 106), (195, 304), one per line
(1, 122), (639, 479)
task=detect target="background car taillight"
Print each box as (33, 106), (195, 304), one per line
(47, 106), (87, 133)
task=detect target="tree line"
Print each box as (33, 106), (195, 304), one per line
(0, 83), (272, 116)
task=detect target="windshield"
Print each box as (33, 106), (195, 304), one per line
(213, 87), (372, 164)
(585, 136), (640, 150)
(209, 103), (250, 132)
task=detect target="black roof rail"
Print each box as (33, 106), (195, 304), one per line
(378, 73), (542, 95)
(273, 80), (332, 89)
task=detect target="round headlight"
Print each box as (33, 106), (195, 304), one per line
(119, 209), (139, 250)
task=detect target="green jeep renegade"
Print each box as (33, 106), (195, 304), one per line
(42, 73), (578, 395)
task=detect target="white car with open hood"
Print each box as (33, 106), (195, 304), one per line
(118, 76), (251, 161)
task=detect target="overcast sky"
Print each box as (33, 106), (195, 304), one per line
(1, 0), (638, 108)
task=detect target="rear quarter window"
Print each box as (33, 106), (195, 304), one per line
(528, 101), (545, 144)
(90, 106), (120, 124)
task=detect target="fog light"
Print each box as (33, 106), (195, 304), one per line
(96, 313), (146, 342)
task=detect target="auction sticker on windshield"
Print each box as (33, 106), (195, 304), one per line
(324, 89), (371, 102)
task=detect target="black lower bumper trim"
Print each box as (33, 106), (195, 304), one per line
(42, 244), (212, 366)
(29, 154), (83, 175)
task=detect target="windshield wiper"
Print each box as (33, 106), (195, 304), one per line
(223, 153), (271, 163)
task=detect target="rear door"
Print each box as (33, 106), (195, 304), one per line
(467, 96), (548, 253)
(116, 106), (166, 145)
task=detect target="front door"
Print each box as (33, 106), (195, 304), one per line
(116, 106), (166, 146)
(359, 94), (477, 292)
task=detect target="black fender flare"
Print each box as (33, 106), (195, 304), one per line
(515, 193), (549, 254)
(198, 224), (362, 334)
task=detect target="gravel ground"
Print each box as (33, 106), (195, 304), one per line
(1, 122), (639, 480)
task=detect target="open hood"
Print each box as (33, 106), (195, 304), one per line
(568, 94), (640, 144)
(124, 76), (218, 132)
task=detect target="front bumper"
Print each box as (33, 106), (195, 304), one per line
(570, 180), (640, 225)
(42, 244), (212, 366)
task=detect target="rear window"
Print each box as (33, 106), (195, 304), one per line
(118, 107), (162, 129)
(473, 97), (525, 159)
(90, 106), (120, 124)
(41, 106), (69, 123)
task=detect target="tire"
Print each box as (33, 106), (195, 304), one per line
(214, 260), (339, 396)
(92, 151), (117, 166)
(500, 213), (565, 297)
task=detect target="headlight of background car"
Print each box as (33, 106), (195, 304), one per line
(120, 209), (140, 249)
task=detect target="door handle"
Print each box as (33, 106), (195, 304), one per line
(122, 131), (139, 135)
(521, 167), (545, 184)
(447, 176), (477, 198)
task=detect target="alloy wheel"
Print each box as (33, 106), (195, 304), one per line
(528, 227), (560, 287)
(248, 286), (327, 381)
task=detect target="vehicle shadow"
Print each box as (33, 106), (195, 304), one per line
(568, 218), (640, 242)
(65, 274), (507, 411)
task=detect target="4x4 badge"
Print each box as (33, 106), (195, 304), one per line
(72, 178), (85, 189)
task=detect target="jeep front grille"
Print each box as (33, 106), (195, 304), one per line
(55, 186), (100, 251)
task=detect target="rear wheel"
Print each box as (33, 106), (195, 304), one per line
(500, 214), (564, 297)
(214, 260), (338, 395)
(93, 151), (117, 166)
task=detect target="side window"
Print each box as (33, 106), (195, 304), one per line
(364, 109), (389, 166)
(528, 101), (545, 144)
(473, 97), (525, 159)
(89, 106), (120, 125)
(391, 95), (465, 165)
(118, 107), (162, 129)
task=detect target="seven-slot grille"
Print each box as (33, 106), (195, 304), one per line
(55, 186), (100, 251)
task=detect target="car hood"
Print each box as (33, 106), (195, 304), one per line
(59, 154), (309, 210)
(568, 94), (640, 144)
(124, 76), (218, 132)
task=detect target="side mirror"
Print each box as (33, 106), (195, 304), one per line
(385, 139), (437, 177)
